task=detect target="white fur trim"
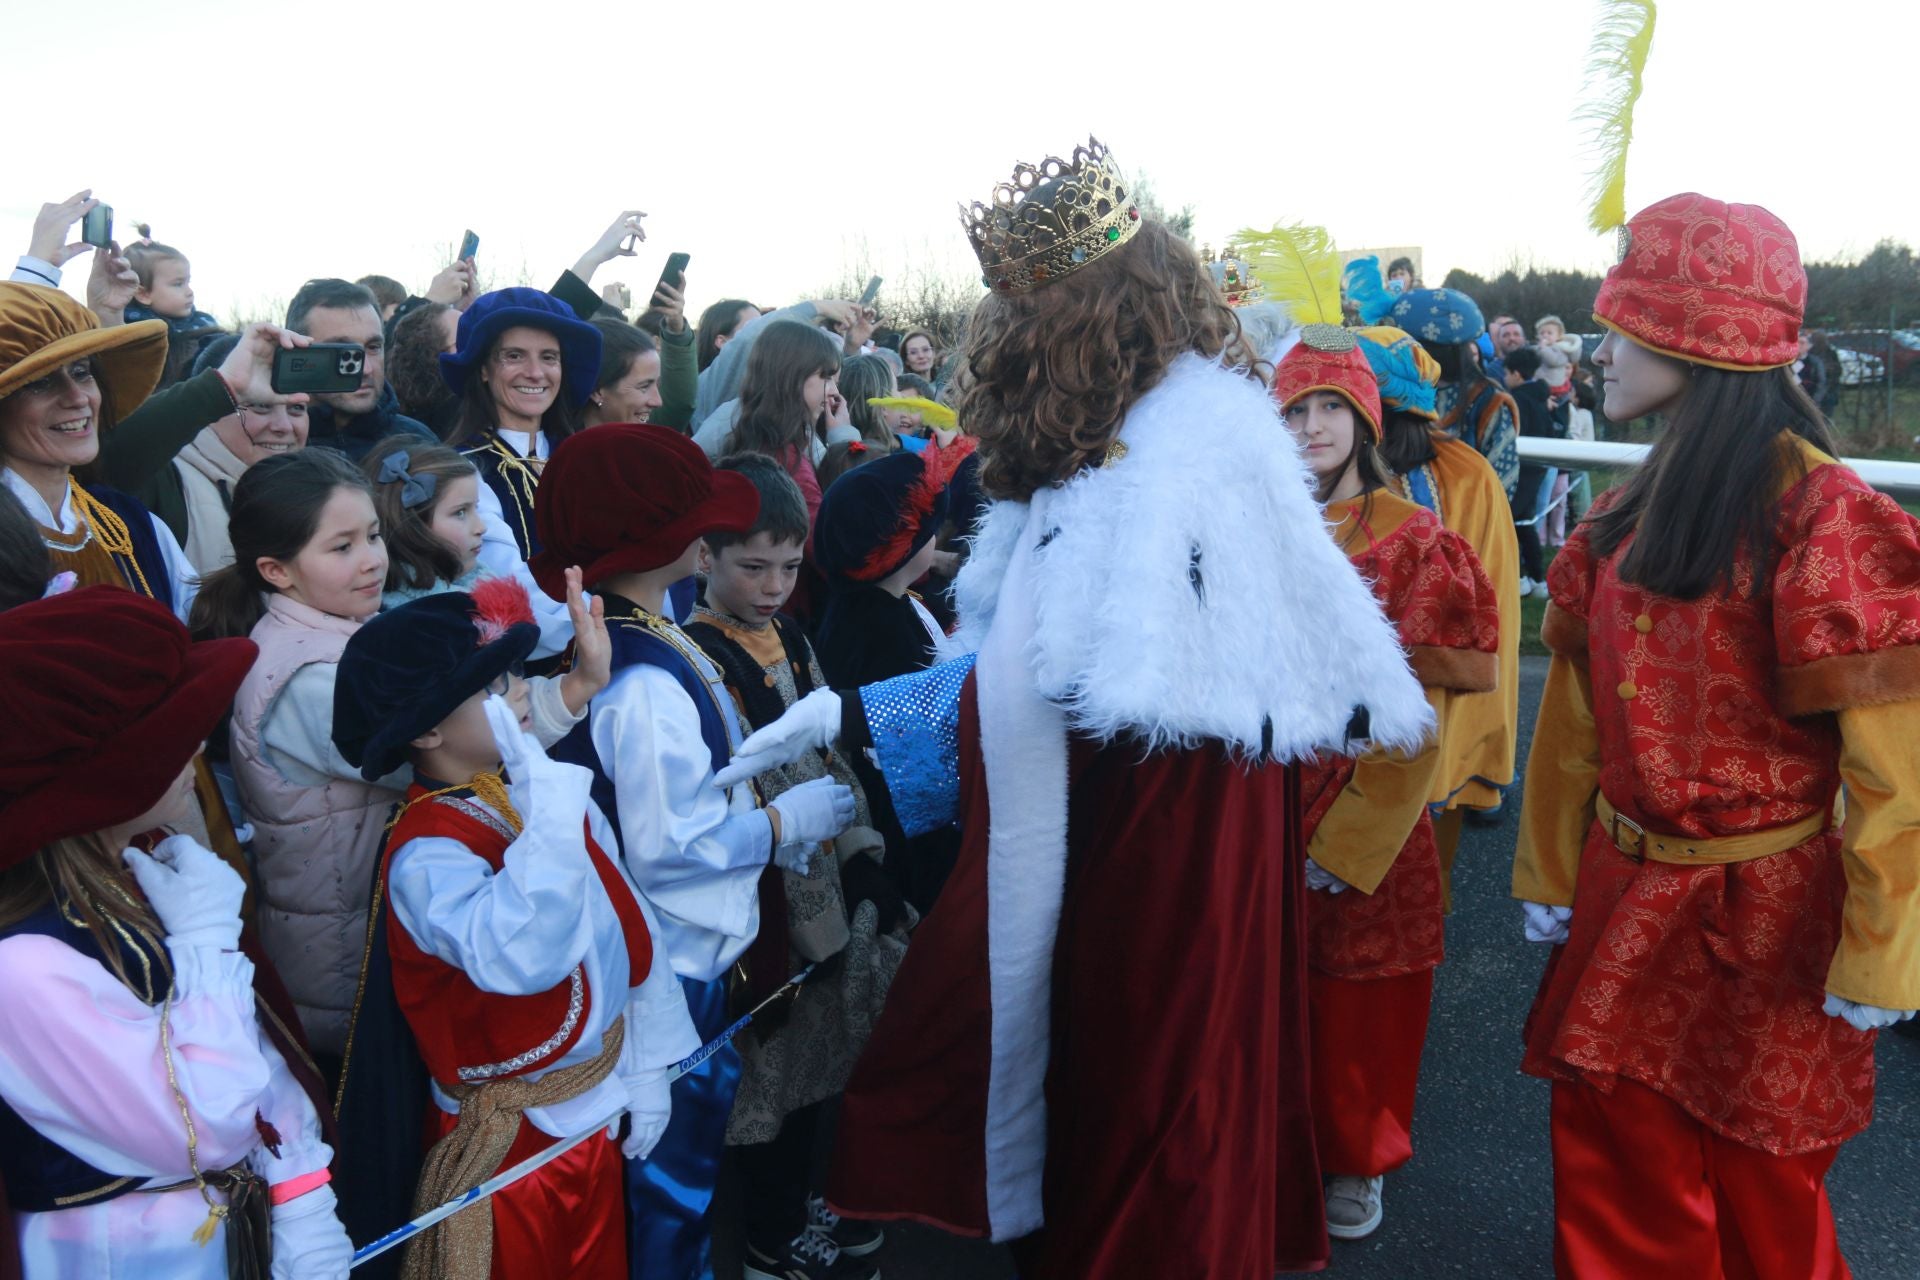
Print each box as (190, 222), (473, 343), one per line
(954, 354), (1432, 760)
(976, 488), (1067, 1240)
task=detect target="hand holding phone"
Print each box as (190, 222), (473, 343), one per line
(858, 275), (883, 308)
(81, 204), (114, 250)
(272, 343), (367, 395)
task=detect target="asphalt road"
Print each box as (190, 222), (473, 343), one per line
(723, 655), (1920, 1279)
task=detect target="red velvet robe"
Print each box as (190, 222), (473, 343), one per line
(827, 671), (1328, 1277)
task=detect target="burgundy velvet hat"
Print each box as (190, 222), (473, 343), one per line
(0, 587), (257, 869)
(529, 422), (759, 594)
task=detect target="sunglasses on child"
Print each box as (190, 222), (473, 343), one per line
(485, 662), (527, 697)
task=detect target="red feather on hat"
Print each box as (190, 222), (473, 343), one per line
(852, 436), (977, 583)
(469, 577), (536, 645)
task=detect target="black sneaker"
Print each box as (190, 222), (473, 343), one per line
(743, 1230), (879, 1280)
(808, 1194), (885, 1258)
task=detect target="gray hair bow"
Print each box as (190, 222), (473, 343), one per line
(377, 450), (438, 508)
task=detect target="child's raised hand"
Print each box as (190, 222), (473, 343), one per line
(558, 566), (612, 714)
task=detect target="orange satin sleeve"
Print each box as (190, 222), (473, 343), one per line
(1309, 688), (1446, 895)
(1511, 654), (1600, 907)
(1824, 700), (1920, 1010)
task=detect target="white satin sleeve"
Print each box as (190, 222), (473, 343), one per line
(474, 483), (571, 659)
(0, 934), (271, 1179)
(247, 1030), (332, 1186)
(593, 664), (767, 981)
(386, 811), (600, 997)
(591, 804), (702, 1079)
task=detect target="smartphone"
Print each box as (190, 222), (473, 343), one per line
(655, 252), (690, 298)
(859, 275), (884, 307)
(458, 229), (479, 261)
(272, 344), (367, 395)
(81, 203), (113, 250)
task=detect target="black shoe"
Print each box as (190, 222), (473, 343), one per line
(743, 1231), (879, 1280)
(808, 1194), (885, 1257)
(1462, 801), (1506, 828)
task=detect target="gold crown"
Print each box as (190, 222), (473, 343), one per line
(961, 137), (1142, 294)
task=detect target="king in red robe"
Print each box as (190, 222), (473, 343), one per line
(720, 349), (1436, 1277)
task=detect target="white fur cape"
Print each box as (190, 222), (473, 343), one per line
(952, 352), (1433, 1240)
(954, 351), (1433, 761)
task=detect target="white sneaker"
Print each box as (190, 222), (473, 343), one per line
(1324, 1174), (1384, 1240)
(1517, 577), (1538, 599)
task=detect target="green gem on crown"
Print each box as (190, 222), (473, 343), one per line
(1105, 226), (1121, 243)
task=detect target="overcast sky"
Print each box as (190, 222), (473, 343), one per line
(5, 0), (1914, 323)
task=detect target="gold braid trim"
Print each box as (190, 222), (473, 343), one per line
(386, 772), (522, 836)
(69, 478), (155, 599)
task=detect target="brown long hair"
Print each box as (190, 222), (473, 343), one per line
(730, 321), (842, 458)
(959, 220), (1256, 500)
(1586, 365), (1836, 599)
(0, 835), (169, 997)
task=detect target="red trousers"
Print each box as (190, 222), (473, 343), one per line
(1308, 969), (1433, 1177)
(1549, 1078), (1850, 1279)
(424, 1108), (626, 1279)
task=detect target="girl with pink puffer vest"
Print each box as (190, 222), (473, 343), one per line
(190, 447), (606, 1082)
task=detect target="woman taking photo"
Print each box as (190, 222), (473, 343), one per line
(1514, 193), (1920, 1278)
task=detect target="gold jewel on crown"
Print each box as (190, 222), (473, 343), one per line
(961, 136), (1142, 295)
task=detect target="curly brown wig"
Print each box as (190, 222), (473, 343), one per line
(959, 220), (1258, 501)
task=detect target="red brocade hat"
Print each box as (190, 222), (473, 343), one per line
(0, 587), (258, 870)
(1274, 324), (1384, 442)
(530, 422), (759, 594)
(1592, 192), (1805, 371)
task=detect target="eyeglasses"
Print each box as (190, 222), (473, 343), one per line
(485, 662), (526, 697)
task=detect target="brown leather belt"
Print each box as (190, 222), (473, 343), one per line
(1595, 793), (1832, 866)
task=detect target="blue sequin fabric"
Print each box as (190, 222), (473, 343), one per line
(862, 654), (974, 837)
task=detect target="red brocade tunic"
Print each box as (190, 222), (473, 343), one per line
(829, 673), (1328, 1278)
(1515, 439), (1920, 1155)
(1302, 492), (1501, 979)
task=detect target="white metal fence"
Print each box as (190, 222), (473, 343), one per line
(1517, 438), (1920, 502)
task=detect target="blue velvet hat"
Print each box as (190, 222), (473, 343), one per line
(438, 287), (602, 407)
(332, 582), (541, 781)
(1388, 288), (1486, 348)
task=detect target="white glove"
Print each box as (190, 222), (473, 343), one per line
(1304, 857), (1351, 895)
(487, 695), (592, 827)
(122, 836), (245, 950)
(713, 688), (842, 789)
(616, 1067), (673, 1161)
(1823, 993), (1918, 1033)
(1522, 901), (1573, 945)
(270, 1183), (353, 1280)
(767, 778), (856, 872)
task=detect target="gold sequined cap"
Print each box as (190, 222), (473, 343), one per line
(1298, 322), (1358, 353)
(961, 137), (1142, 295)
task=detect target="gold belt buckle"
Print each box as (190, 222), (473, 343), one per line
(1610, 810), (1647, 861)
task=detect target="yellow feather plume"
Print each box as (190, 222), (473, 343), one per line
(1235, 223), (1344, 327)
(866, 396), (957, 430)
(1578, 0), (1658, 234)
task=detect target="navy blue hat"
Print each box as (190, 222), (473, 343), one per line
(814, 441), (971, 584)
(1389, 288), (1486, 348)
(332, 581), (541, 781)
(438, 287), (602, 407)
